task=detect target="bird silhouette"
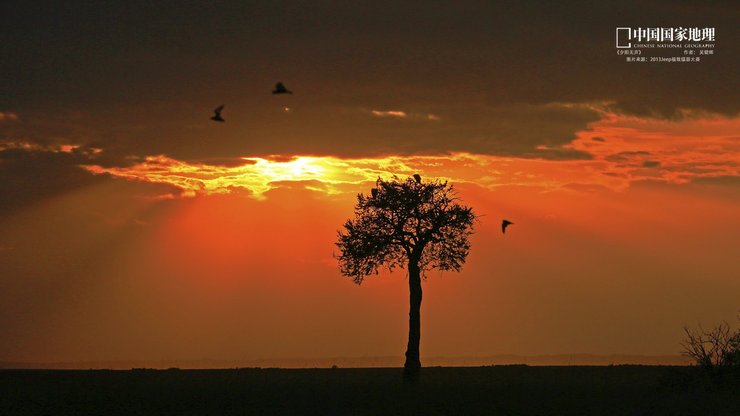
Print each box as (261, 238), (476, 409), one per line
(502, 219), (514, 234)
(272, 82), (293, 94)
(371, 188), (378, 198)
(413, 174), (422, 184)
(211, 105), (225, 122)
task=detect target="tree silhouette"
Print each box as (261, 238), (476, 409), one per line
(336, 176), (476, 380)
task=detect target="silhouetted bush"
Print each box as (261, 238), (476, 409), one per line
(681, 316), (740, 370)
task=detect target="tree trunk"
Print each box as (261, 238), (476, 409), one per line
(403, 260), (422, 381)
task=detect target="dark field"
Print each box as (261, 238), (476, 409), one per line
(1, 366), (738, 415)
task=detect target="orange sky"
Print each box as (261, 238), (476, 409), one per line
(1, 1), (738, 367)
(1, 112), (738, 366)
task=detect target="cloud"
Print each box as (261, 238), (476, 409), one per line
(0, 140), (170, 215)
(4, 109), (739, 205)
(0, 147), (106, 215)
(1, 1), (736, 165)
(642, 160), (661, 168)
(0, 112), (18, 122)
(80, 113), (740, 200)
(1, 1), (738, 206)
(0, 141), (81, 154)
(7, 2), (737, 118)
(370, 110), (440, 121)
(371, 110), (407, 118)
(567, 113), (740, 186)
(689, 175), (740, 190)
(0, 101), (599, 163)
(605, 151), (651, 163)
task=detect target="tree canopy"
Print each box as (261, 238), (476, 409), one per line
(336, 176), (476, 284)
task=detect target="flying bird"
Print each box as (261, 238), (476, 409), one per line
(211, 105), (225, 122)
(272, 82), (293, 94)
(413, 174), (422, 184)
(502, 219), (514, 234)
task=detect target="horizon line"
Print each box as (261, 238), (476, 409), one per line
(0, 353), (692, 369)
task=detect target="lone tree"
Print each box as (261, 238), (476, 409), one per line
(336, 175), (476, 379)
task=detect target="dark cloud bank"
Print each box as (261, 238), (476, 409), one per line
(0, 0), (738, 210)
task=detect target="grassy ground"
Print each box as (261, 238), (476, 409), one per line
(1, 366), (737, 415)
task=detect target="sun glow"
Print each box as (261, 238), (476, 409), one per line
(82, 154), (472, 199)
(80, 113), (740, 199)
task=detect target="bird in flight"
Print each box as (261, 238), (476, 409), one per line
(273, 82), (293, 94)
(413, 174), (422, 184)
(211, 105), (225, 122)
(502, 219), (514, 234)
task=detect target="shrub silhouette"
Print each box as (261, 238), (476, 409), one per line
(681, 317), (740, 369)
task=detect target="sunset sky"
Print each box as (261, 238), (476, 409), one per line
(1, 1), (738, 366)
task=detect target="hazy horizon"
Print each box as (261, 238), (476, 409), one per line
(1, 353), (692, 370)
